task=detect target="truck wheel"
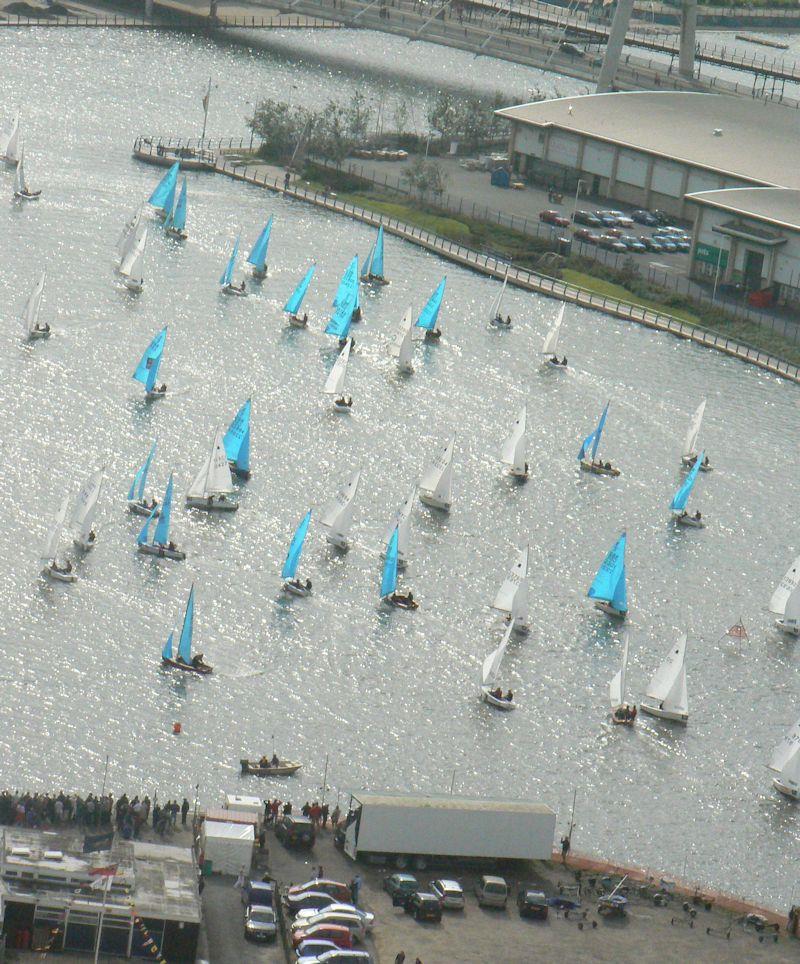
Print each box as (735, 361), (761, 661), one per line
(395, 855), (409, 870)
(413, 856), (428, 871)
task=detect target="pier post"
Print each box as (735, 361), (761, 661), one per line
(595, 0), (635, 93)
(678, 0), (697, 78)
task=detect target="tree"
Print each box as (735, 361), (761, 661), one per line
(309, 100), (354, 165)
(427, 91), (458, 140)
(248, 99), (310, 163)
(402, 159), (448, 200)
(393, 98), (411, 139)
(346, 91), (372, 144)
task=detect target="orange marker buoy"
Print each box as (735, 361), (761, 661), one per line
(173, 722), (182, 735)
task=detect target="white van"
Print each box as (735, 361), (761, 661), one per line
(474, 875), (508, 908)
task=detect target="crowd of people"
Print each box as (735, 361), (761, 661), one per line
(263, 797), (341, 830)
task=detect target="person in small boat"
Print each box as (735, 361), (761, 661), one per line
(302, 312), (308, 325)
(305, 579), (312, 591)
(702, 455), (710, 468)
(271, 752), (279, 767)
(693, 510), (702, 521)
(157, 383), (167, 394)
(604, 461), (612, 470)
(236, 280), (246, 293)
(353, 306), (363, 321)
(191, 653), (205, 669)
(259, 755), (270, 768)
(561, 357), (568, 366)
(35, 322), (50, 334)
(506, 315), (511, 326)
(491, 687), (503, 699)
(167, 540), (176, 551)
(551, 354), (559, 364)
(505, 690), (514, 702)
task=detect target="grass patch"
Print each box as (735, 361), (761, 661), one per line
(338, 192), (473, 242)
(562, 270), (703, 326)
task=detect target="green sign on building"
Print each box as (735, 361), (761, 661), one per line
(695, 243), (728, 269)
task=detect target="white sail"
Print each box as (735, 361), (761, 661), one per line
(324, 339), (352, 395)
(542, 304), (564, 355)
(481, 619), (514, 689)
(770, 555), (800, 615)
(768, 716), (800, 773)
(488, 273), (508, 323)
(21, 271), (45, 336)
(117, 207), (143, 263)
(13, 144), (26, 195)
(0, 114), (19, 163)
(610, 632), (630, 707)
(493, 545), (529, 615)
(41, 495), (69, 563)
(420, 435), (454, 504)
(646, 632), (688, 716)
(321, 469), (361, 541)
(783, 584), (800, 630)
(71, 468), (104, 542)
(778, 745), (800, 793)
(683, 399), (706, 459)
(386, 483), (416, 561)
(500, 406), (527, 474)
(392, 307), (415, 371)
(120, 226), (147, 286)
(188, 426), (234, 499)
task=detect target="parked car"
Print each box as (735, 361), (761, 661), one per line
(288, 892), (340, 915)
(595, 210), (618, 226)
(606, 210), (634, 228)
(517, 887), (549, 920)
(655, 238), (678, 253)
(475, 875), (508, 909)
(295, 904), (374, 931)
(655, 225), (687, 237)
(620, 235), (646, 253)
(573, 228), (599, 245)
(539, 209), (570, 227)
(305, 951), (372, 964)
(403, 891), (443, 922)
(651, 209), (672, 225)
(639, 236), (665, 252)
(292, 912), (367, 943)
(289, 880), (352, 903)
(572, 210), (601, 227)
(631, 208), (658, 226)
(598, 235), (627, 253)
(430, 879), (465, 910)
(296, 939), (341, 960)
(672, 237), (691, 252)
(291, 923), (353, 950)
(241, 879), (276, 908)
(383, 873), (419, 902)
(244, 904), (277, 942)
(559, 40), (584, 57)
(276, 814), (316, 848)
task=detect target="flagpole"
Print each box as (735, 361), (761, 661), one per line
(93, 875), (111, 964)
(201, 78), (211, 147)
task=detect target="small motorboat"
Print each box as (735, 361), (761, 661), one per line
(674, 511), (705, 528)
(138, 542), (186, 561)
(333, 395), (353, 414)
(240, 759), (303, 777)
(482, 687), (517, 711)
(283, 578), (312, 597)
(128, 498), (159, 518)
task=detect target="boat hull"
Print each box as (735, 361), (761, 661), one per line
(14, 190), (41, 201)
(776, 618), (800, 636)
(640, 701), (688, 723)
(547, 359), (567, 369)
(674, 513), (705, 528)
(162, 657), (212, 675)
(381, 594), (419, 610)
(423, 329), (441, 341)
(185, 496), (238, 512)
(580, 460), (620, 477)
(221, 284), (247, 297)
(128, 500), (159, 517)
(489, 318), (511, 329)
(138, 544), (186, 561)
(240, 759), (303, 777)
(28, 326), (51, 340)
(419, 491), (450, 511)
(773, 777), (800, 799)
(250, 267), (267, 280)
(43, 564), (77, 583)
(595, 601), (626, 619)
(325, 533), (350, 551)
(145, 389), (166, 400)
(288, 315), (308, 328)
(611, 704), (637, 725)
(681, 456), (712, 472)
(506, 466), (528, 481)
(283, 580), (311, 597)
(73, 536), (97, 552)
(482, 688), (517, 710)
(166, 228), (188, 240)
(363, 275), (389, 286)
(333, 399), (353, 413)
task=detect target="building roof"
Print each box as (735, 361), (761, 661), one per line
(349, 792), (554, 814)
(686, 187), (800, 233)
(498, 92), (800, 191)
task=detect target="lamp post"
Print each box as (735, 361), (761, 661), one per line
(571, 178), (586, 225)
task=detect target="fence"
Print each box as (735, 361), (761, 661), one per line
(214, 156), (800, 383)
(0, 12), (336, 29)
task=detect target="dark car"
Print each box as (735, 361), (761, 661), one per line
(651, 209), (672, 225)
(244, 904), (277, 942)
(517, 887), (549, 920)
(573, 228), (599, 245)
(559, 40), (584, 57)
(275, 814), (315, 848)
(620, 235), (646, 253)
(631, 208), (658, 226)
(383, 873), (419, 903)
(639, 236), (664, 252)
(539, 209), (570, 228)
(241, 879), (275, 909)
(572, 210), (601, 227)
(655, 238), (678, 253)
(598, 235), (627, 253)
(594, 210), (618, 226)
(403, 891), (443, 922)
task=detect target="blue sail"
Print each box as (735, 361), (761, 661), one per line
(588, 532), (627, 613)
(220, 236), (240, 287)
(162, 631), (174, 661)
(325, 287), (356, 339)
(333, 256), (358, 308)
(148, 161), (180, 210)
(137, 504), (157, 545)
(246, 216), (273, 272)
(166, 177), (187, 231)
(129, 441), (156, 500)
(416, 277), (446, 330)
(224, 399), (251, 464)
(153, 473), (174, 546)
(577, 429), (597, 463)
(162, 174), (177, 223)
(282, 510), (311, 580)
(177, 585), (195, 663)
(671, 450), (704, 512)
(360, 242), (374, 281)
(236, 428), (251, 475)
(133, 328), (167, 393)
(371, 226), (385, 278)
(284, 265), (315, 315)
(592, 402), (610, 460)
(381, 527), (399, 598)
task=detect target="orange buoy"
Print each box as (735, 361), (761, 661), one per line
(173, 722), (182, 735)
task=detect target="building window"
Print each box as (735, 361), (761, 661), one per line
(64, 912), (98, 954)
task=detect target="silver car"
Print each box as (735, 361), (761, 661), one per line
(294, 903), (375, 930)
(430, 878), (465, 910)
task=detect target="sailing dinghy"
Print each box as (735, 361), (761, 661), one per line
(220, 236), (247, 296)
(360, 226), (388, 285)
(41, 496), (77, 582)
(670, 451), (705, 527)
(247, 216), (273, 279)
(588, 532), (628, 618)
(148, 161), (179, 219)
(419, 435), (455, 511)
(320, 468), (361, 550)
(681, 400), (712, 471)
(164, 176), (188, 240)
(500, 405), (528, 480)
(542, 305), (567, 367)
(324, 338), (353, 412)
(480, 620), (516, 709)
(224, 399), (252, 480)
(640, 632), (689, 723)
(768, 716), (800, 799)
(492, 545), (530, 636)
(0, 113), (19, 165)
(284, 264), (315, 328)
(776, 584), (800, 636)
(138, 473), (185, 560)
(282, 509), (312, 596)
(770, 555), (800, 617)
(392, 307), (415, 374)
(380, 526), (418, 609)
(120, 225), (147, 292)
(118, 207), (144, 270)
(415, 277), (446, 341)
(161, 585), (212, 674)
(610, 632), (636, 724)
(186, 426), (238, 511)
(128, 442), (159, 516)
(488, 269), (511, 328)
(578, 402), (619, 476)
(71, 467), (104, 551)
(20, 271), (50, 340)
(13, 144), (40, 201)
(385, 483), (416, 569)
(133, 327), (167, 400)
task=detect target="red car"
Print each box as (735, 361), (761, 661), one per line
(573, 228), (599, 245)
(291, 923), (353, 950)
(539, 210), (570, 228)
(288, 879), (352, 903)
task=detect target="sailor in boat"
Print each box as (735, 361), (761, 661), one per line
(389, 589), (418, 609)
(258, 755), (270, 768)
(678, 510), (702, 523)
(271, 752), (279, 767)
(613, 704), (637, 723)
(425, 328), (442, 341)
(287, 578), (313, 594)
(34, 321), (50, 336)
(339, 336), (354, 349)
(687, 453), (711, 470)
(352, 306), (363, 323)
(51, 559), (73, 576)
(335, 395), (353, 409)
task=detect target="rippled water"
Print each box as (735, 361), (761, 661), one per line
(1, 27), (800, 910)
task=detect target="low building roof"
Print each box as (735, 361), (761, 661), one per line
(350, 792), (554, 814)
(497, 92), (800, 191)
(686, 187), (800, 233)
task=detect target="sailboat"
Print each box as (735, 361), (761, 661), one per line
(542, 305), (567, 367)
(128, 442), (159, 516)
(224, 399), (251, 480)
(681, 400), (712, 472)
(324, 338), (353, 412)
(138, 473), (185, 560)
(360, 226), (388, 285)
(284, 264), (315, 328)
(118, 207), (144, 269)
(670, 451), (705, 527)
(220, 236), (247, 296)
(133, 327), (167, 400)
(500, 405), (528, 480)
(419, 435), (455, 510)
(392, 307), (415, 374)
(492, 545), (530, 636)
(120, 225), (147, 292)
(578, 401), (619, 476)
(41, 496), (77, 583)
(488, 269), (511, 329)
(161, 585), (212, 674)
(164, 176), (188, 240)
(0, 113), (20, 164)
(380, 526), (418, 609)
(320, 468), (361, 551)
(331, 256), (361, 328)
(588, 532), (628, 618)
(385, 482), (416, 569)
(768, 716), (800, 799)
(148, 161), (179, 218)
(480, 620), (516, 710)
(640, 632), (689, 723)
(13, 144), (41, 201)
(247, 216), (273, 279)
(20, 271), (50, 340)
(770, 554), (800, 616)
(610, 632), (636, 724)
(71, 467), (104, 551)
(415, 277), (446, 341)
(185, 426), (238, 511)
(282, 509), (312, 596)
(776, 584), (800, 636)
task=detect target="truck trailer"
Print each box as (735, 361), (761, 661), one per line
(342, 792), (556, 869)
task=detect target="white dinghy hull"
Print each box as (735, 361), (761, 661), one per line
(640, 702), (688, 724)
(773, 777), (800, 799)
(482, 688), (517, 711)
(128, 499), (159, 517)
(185, 495), (238, 512)
(43, 565), (77, 583)
(419, 491), (450, 511)
(776, 619), (800, 636)
(138, 544), (186, 561)
(283, 580), (311, 597)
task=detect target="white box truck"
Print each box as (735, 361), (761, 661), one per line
(342, 792), (556, 870)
